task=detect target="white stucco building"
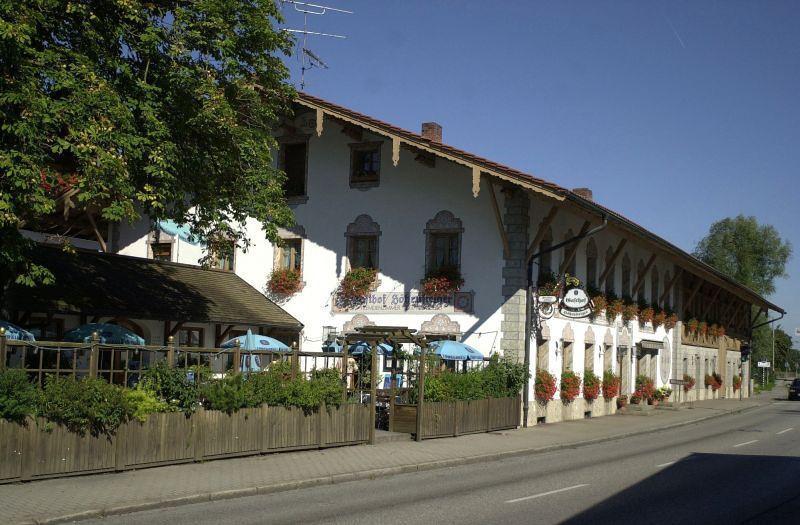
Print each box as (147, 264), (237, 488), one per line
(16, 93), (783, 424)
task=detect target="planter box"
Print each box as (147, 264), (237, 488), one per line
(391, 397), (520, 439)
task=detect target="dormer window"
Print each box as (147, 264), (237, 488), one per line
(349, 142), (382, 189)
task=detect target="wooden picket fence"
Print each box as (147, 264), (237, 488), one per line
(0, 403), (371, 484)
(390, 396), (520, 439)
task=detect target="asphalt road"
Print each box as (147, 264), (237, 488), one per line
(86, 391), (800, 525)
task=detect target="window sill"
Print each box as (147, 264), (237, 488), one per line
(286, 195), (309, 205)
(349, 179), (379, 190)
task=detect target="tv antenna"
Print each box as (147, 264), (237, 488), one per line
(281, 1), (352, 89)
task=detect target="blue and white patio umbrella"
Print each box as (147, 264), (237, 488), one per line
(427, 340), (485, 361)
(63, 323), (145, 345)
(156, 220), (201, 245)
(322, 340), (393, 355)
(0, 320), (35, 341)
(221, 329), (290, 373)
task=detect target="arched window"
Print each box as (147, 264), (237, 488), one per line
(663, 271), (672, 310)
(563, 229), (576, 277)
(621, 254), (632, 299)
(605, 246), (616, 295)
(585, 239), (598, 290)
(539, 227), (553, 277)
(346, 214), (381, 270)
(651, 266), (659, 306)
(424, 210), (463, 276)
(636, 260), (646, 303)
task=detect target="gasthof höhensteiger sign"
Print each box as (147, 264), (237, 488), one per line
(559, 280), (593, 319)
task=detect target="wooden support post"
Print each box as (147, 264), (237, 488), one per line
(0, 328), (6, 371)
(415, 345), (426, 442)
(317, 402), (325, 448)
(167, 336), (176, 368)
(389, 354), (397, 432)
(700, 286), (722, 320)
(89, 332), (100, 378)
(598, 238), (627, 288)
(369, 341), (378, 445)
(559, 221), (592, 275)
(486, 180), (510, 258)
(232, 340), (241, 375)
(341, 337), (349, 404)
(291, 342), (299, 380)
(631, 253), (657, 298)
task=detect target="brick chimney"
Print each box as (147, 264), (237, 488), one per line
(421, 122), (442, 143)
(573, 187), (593, 202)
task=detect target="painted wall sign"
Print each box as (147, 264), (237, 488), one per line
(332, 291), (474, 314)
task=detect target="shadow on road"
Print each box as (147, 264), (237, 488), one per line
(562, 453), (800, 524)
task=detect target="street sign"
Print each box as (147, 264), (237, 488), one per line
(757, 361), (771, 368)
(669, 379), (686, 385)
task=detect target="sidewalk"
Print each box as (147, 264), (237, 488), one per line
(3, 395), (770, 525)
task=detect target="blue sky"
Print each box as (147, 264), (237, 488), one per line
(281, 0), (799, 346)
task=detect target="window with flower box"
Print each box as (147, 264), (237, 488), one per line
(345, 215), (381, 271)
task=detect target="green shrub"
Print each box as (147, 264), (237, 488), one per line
(139, 361), (206, 412)
(38, 376), (133, 436)
(124, 388), (174, 422)
(482, 356), (528, 398)
(201, 374), (252, 414)
(415, 357), (528, 403)
(0, 369), (38, 423)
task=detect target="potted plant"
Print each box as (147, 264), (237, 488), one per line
(635, 375), (656, 404)
(607, 295), (625, 323)
(590, 293), (607, 321)
(535, 369), (558, 403)
(717, 325), (726, 338)
(733, 374), (742, 392)
(698, 321), (709, 337)
(583, 371), (601, 402)
(602, 370), (621, 399)
(709, 324), (719, 338)
(652, 308), (667, 329)
(622, 298), (639, 323)
(421, 265), (464, 298)
(654, 386), (672, 403)
(687, 318), (699, 335)
(267, 267), (302, 296)
(682, 374), (696, 392)
(639, 304), (655, 326)
(338, 267), (378, 302)
(705, 373), (721, 391)
(617, 394), (628, 410)
(664, 312), (679, 330)
(560, 371), (581, 403)
(537, 271), (560, 297)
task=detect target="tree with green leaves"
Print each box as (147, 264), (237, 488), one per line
(1, 1), (295, 294)
(693, 215), (792, 297)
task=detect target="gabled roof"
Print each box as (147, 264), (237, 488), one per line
(296, 92), (783, 314)
(6, 245), (303, 329)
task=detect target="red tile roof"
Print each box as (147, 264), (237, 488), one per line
(295, 92), (782, 314)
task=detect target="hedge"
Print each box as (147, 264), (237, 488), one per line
(415, 357), (528, 403)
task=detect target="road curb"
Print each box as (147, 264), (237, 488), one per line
(20, 402), (765, 525)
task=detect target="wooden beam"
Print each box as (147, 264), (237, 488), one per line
(721, 298), (738, 326)
(526, 206), (559, 263)
(168, 321), (186, 338)
(559, 221), (591, 275)
(700, 286), (722, 320)
(598, 238), (627, 287)
(631, 253), (657, 297)
(215, 324), (235, 347)
(486, 179), (510, 259)
(659, 267), (683, 305)
(685, 278), (704, 317)
(340, 123), (363, 141)
(86, 212), (107, 252)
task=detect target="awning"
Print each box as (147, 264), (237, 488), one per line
(639, 340), (664, 351)
(156, 220), (201, 245)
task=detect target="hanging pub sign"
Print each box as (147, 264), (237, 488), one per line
(536, 275), (593, 321)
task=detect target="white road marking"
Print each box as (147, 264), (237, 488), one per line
(777, 428), (794, 435)
(656, 461), (675, 468)
(505, 484), (589, 504)
(733, 440), (759, 448)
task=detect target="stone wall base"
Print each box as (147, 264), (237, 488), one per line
(532, 397), (617, 425)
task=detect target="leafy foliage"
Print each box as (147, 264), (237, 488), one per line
(682, 374), (696, 392)
(124, 388), (174, 422)
(267, 267), (302, 296)
(0, 368), (38, 423)
(560, 371), (581, 403)
(38, 376), (133, 436)
(139, 362), (206, 413)
(419, 357), (528, 402)
(338, 268), (377, 301)
(0, 0), (295, 288)
(601, 370), (620, 399)
(693, 215), (791, 296)
(582, 371), (600, 401)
